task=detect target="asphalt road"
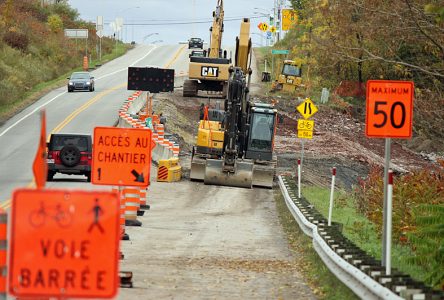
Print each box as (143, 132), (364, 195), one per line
(0, 44), (187, 207)
(0, 45), (315, 299)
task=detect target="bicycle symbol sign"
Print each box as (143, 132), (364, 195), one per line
(29, 201), (73, 228)
(9, 189), (120, 298)
(297, 119), (314, 131)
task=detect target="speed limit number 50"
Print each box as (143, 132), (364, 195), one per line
(366, 80), (414, 138)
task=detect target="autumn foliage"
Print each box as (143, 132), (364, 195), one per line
(353, 165), (444, 286)
(283, 0), (444, 151)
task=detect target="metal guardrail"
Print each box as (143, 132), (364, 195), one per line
(278, 175), (444, 300)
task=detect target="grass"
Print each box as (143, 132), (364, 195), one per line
(274, 189), (359, 299)
(0, 42), (130, 125)
(301, 185), (429, 285)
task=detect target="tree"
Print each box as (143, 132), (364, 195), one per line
(47, 14), (63, 33)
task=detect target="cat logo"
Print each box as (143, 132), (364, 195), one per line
(201, 66), (219, 77)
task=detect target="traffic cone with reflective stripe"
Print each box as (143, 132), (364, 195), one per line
(139, 187), (150, 210)
(112, 187), (129, 241)
(123, 187), (142, 226)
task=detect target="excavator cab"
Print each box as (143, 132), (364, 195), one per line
(245, 105), (277, 161)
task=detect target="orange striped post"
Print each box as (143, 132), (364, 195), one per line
(139, 187), (150, 210)
(112, 188), (129, 241)
(123, 187), (142, 226)
(0, 208), (7, 299)
(83, 56), (88, 71)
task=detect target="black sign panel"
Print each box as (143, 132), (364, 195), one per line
(127, 67), (174, 93)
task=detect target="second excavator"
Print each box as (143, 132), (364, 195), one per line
(183, 0), (230, 97)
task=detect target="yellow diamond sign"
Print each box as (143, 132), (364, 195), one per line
(297, 98), (318, 119)
(270, 26), (276, 33)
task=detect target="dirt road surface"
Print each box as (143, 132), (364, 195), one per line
(119, 181), (315, 299)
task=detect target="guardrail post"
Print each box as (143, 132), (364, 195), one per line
(386, 170), (393, 276)
(328, 167), (336, 226)
(297, 159), (301, 199)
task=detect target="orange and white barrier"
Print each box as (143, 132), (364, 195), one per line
(139, 187), (150, 210)
(123, 187), (141, 226)
(112, 187), (129, 240)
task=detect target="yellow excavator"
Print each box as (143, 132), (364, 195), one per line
(271, 59), (303, 92)
(183, 0), (231, 97)
(190, 18), (278, 188)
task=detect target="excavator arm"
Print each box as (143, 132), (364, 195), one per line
(209, 0), (224, 58)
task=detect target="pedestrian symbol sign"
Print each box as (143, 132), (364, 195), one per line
(92, 127), (155, 187)
(9, 189), (120, 298)
(297, 98), (318, 119)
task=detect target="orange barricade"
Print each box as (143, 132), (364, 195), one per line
(112, 188), (129, 241)
(83, 56), (88, 71)
(139, 188), (150, 210)
(0, 209), (6, 298)
(123, 187), (142, 226)
(156, 124), (164, 137)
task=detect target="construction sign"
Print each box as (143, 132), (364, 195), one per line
(282, 9), (298, 31)
(92, 127), (154, 187)
(9, 189), (120, 298)
(257, 22), (269, 32)
(366, 80), (414, 138)
(297, 98), (318, 119)
(297, 119), (314, 139)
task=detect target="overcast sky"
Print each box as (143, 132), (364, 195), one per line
(67, 0), (291, 46)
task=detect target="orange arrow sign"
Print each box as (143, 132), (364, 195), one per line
(92, 127), (153, 187)
(32, 110), (47, 189)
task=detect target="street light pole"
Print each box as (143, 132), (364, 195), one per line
(115, 6), (140, 43)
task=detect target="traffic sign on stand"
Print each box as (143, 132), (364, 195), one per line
(366, 80), (414, 138)
(9, 189), (120, 298)
(92, 127), (155, 187)
(297, 98), (318, 119)
(297, 119), (314, 139)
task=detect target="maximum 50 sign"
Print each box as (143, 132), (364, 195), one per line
(366, 80), (414, 138)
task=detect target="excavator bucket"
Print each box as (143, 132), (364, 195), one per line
(204, 159), (253, 188)
(252, 164), (275, 188)
(190, 156), (206, 181)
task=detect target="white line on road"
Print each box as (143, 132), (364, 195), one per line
(0, 45), (159, 138)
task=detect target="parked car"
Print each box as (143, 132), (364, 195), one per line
(46, 134), (92, 182)
(67, 72), (95, 92)
(188, 37), (203, 49)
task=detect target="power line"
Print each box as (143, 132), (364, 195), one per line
(103, 16), (263, 26)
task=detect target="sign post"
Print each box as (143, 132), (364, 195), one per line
(295, 98), (318, 195)
(270, 49), (289, 82)
(366, 80), (414, 267)
(9, 189), (120, 298)
(92, 127), (155, 187)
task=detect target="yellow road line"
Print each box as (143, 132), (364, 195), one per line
(165, 45), (186, 69)
(0, 180), (35, 209)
